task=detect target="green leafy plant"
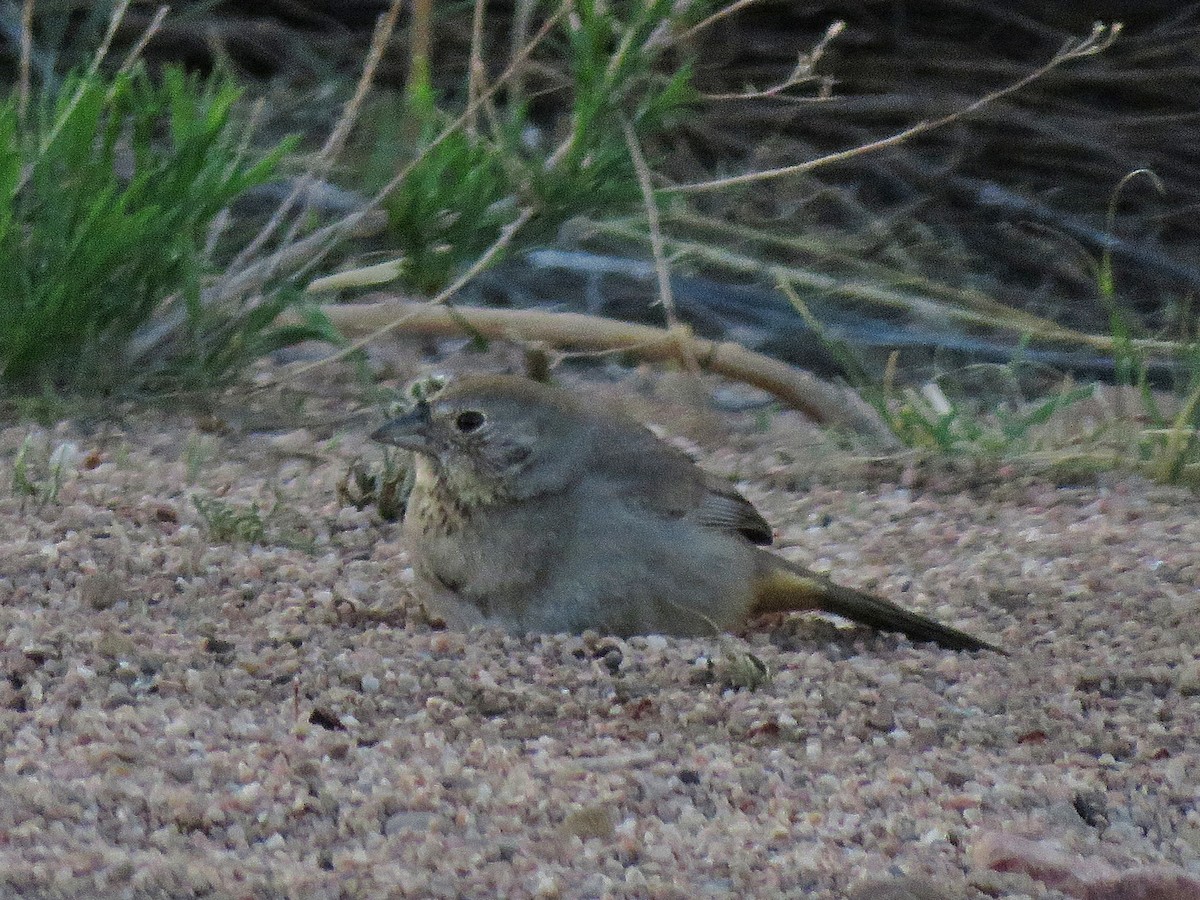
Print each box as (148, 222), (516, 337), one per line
(885, 379), (1095, 456)
(0, 65), (304, 395)
(337, 452), (409, 522)
(192, 491), (327, 550)
(182, 432), (216, 485)
(9, 434), (71, 507)
(532, 0), (698, 220)
(375, 0), (700, 294)
(1121, 338), (1200, 486)
(192, 495), (267, 544)
(380, 77), (524, 295)
(1088, 170), (1200, 485)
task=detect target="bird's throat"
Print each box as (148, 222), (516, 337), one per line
(411, 456), (509, 528)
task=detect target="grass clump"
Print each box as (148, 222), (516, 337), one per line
(337, 453), (408, 523)
(368, 0), (698, 295)
(182, 432), (217, 485)
(885, 377), (1096, 457)
(0, 64), (301, 396)
(192, 491), (323, 550)
(1078, 180), (1200, 486)
(9, 434), (72, 508)
(192, 495), (267, 544)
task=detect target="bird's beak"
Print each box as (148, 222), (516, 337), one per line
(371, 400), (433, 452)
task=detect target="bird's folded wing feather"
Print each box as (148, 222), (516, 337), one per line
(588, 422), (773, 545)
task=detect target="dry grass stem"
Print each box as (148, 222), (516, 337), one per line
(17, 0), (32, 124)
(409, 0), (432, 85)
(669, 22), (1120, 194)
(231, 0), (404, 271)
(17, 0), (132, 193)
(675, 0), (766, 45)
(595, 218), (1187, 360)
(114, 4), (167, 75)
(620, 115), (694, 376)
(701, 20), (844, 102)
(465, 0), (487, 138)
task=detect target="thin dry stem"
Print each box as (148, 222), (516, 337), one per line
(592, 218), (1189, 359)
(409, 0), (432, 85)
(674, 0), (765, 44)
(620, 117), (685, 340)
(466, 0), (487, 138)
(17, 0), (32, 126)
(669, 23), (1121, 194)
(508, 0), (537, 113)
(232, 0), (404, 272)
(115, 4), (168, 75)
(17, 0), (132, 193)
(701, 20), (844, 102)
(596, 220), (1083, 341)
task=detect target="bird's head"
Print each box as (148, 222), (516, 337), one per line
(371, 375), (591, 501)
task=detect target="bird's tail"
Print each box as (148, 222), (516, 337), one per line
(751, 552), (1004, 654)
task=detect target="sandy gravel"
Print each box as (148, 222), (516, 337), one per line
(1, 376), (1198, 899)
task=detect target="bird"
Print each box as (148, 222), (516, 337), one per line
(372, 374), (1003, 653)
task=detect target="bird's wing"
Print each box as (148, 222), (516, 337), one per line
(692, 480), (774, 545)
(588, 422), (774, 545)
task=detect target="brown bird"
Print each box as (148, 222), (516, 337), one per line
(372, 375), (1003, 653)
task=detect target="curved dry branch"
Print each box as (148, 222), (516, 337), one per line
(302, 299), (902, 448)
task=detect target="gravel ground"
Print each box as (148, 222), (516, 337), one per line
(1, 375), (1199, 899)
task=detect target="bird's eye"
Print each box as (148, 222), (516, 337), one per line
(454, 410), (486, 433)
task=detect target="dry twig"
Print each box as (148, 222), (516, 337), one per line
(668, 23), (1121, 194)
(283, 298), (901, 446)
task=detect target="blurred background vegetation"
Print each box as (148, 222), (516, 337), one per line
(1, 0), (1197, 479)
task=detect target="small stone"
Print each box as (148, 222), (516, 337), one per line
(1178, 661), (1200, 696)
(203, 637), (235, 655)
(270, 428), (316, 455)
(533, 872), (561, 898)
(847, 875), (961, 900)
(81, 573), (124, 610)
(96, 633), (136, 660)
(384, 811), (434, 836)
(560, 805), (615, 841)
(601, 649), (623, 674)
